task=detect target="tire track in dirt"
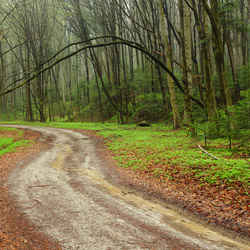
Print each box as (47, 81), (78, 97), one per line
(4, 125), (250, 250)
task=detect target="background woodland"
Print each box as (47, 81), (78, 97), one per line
(0, 0), (249, 140)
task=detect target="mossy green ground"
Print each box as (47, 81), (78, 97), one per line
(1, 122), (250, 189)
(0, 127), (31, 156)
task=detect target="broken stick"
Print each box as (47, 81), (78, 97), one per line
(28, 185), (51, 188)
(198, 145), (222, 161)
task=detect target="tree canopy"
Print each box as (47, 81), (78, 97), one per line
(0, 0), (249, 132)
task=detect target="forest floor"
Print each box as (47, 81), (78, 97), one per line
(80, 129), (250, 239)
(0, 128), (61, 250)
(0, 124), (249, 249)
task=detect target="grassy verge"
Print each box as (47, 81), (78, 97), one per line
(0, 126), (24, 136)
(0, 127), (31, 156)
(1, 122), (249, 190)
(98, 126), (250, 190)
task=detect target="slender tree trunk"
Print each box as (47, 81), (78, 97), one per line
(180, 0), (193, 129)
(225, 28), (240, 102)
(94, 68), (105, 123)
(192, 0), (217, 121)
(25, 50), (33, 122)
(202, 0), (233, 109)
(157, 66), (169, 118)
(158, 0), (181, 129)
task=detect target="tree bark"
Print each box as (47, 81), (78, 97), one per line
(158, 0), (181, 129)
(202, 0), (233, 109)
(179, 0), (193, 130)
(191, 0), (217, 121)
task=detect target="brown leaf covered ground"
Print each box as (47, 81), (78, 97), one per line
(114, 165), (250, 236)
(80, 130), (250, 240)
(0, 129), (61, 250)
(0, 128), (249, 249)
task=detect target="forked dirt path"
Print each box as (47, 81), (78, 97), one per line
(3, 125), (250, 250)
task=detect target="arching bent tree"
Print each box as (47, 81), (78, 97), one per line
(0, 36), (206, 125)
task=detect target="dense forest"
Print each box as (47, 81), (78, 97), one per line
(0, 0), (249, 136)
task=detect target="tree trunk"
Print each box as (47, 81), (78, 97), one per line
(179, 0), (193, 130)
(158, 0), (181, 129)
(202, 0), (233, 109)
(192, 0), (217, 121)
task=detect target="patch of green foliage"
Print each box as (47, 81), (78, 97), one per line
(130, 93), (167, 123)
(2, 122), (249, 188)
(0, 121), (112, 131)
(0, 138), (31, 156)
(97, 125), (249, 187)
(0, 126), (31, 156)
(0, 126), (24, 136)
(0, 127), (17, 131)
(0, 138), (14, 150)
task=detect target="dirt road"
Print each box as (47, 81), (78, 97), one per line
(4, 126), (250, 250)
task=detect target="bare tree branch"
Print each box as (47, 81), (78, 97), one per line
(0, 38), (205, 108)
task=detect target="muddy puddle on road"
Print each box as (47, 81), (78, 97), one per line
(53, 158), (250, 250)
(51, 144), (73, 170)
(82, 169), (250, 250)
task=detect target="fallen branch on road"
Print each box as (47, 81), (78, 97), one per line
(33, 198), (42, 203)
(28, 185), (51, 188)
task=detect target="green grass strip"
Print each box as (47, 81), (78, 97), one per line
(0, 126), (24, 136)
(0, 138), (14, 150)
(1, 122), (249, 187)
(0, 140), (31, 157)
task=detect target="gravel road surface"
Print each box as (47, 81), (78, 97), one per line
(5, 125), (250, 250)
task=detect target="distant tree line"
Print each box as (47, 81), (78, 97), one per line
(0, 0), (249, 135)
